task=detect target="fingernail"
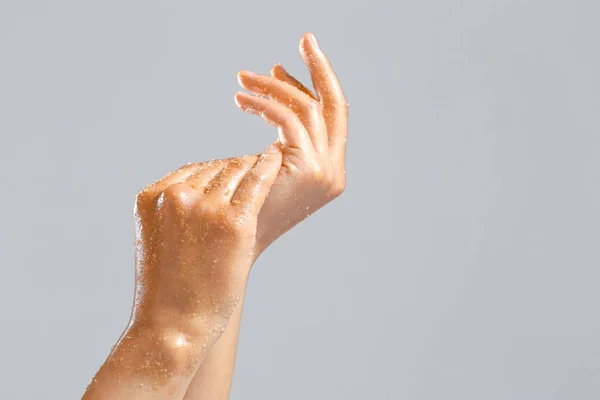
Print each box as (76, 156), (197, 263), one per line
(308, 33), (319, 47)
(265, 142), (280, 154)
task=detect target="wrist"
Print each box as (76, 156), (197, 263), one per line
(253, 231), (274, 261)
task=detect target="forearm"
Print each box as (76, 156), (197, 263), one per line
(182, 245), (268, 400)
(182, 295), (245, 399)
(83, 322), (214, 400)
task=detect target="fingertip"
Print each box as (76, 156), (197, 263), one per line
(237, 70), (250, 86)
(259, 150), (283, 182)
(234, 91), (244, 107)
(264, 141), (281, 154)
(270, 64), (280, 77)
(258, 143), (283, 173)
(272, 65), (292, 82)
(236, 78), (244, 89)
(300, 32), (319, 51)
(231, 146), (282, 209)
(300, 31), (315, 43)
(299, 34), (309, 54)
(271, 62), (284, 73)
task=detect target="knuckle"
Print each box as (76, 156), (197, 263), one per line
(135, 186), (161, 210)
(307, 162), (327, 182)
(240, 154), (260, 164)
(305, 100), (321, 116)
(281, 116), (299, 132)
(226, 158), (246, 170)
(160, 182), (193, 206)
(328, 176), (346, 197)
(197, 159), (224, 175)
(134, 188), (151, 206)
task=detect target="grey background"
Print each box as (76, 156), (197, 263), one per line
(1, 0), (599, 399)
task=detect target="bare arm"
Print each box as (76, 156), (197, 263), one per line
(83, 149), (282, 400)
(183, 31), (348, 399)
(81, 321), (212, 399)
(181, 297), (246, 399)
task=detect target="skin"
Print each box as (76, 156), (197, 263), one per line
(82, 148), (283, 400)
(82, 31), (347, 400)
(183, 32), (348, 399)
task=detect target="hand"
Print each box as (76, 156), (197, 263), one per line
(132, 148), (281, 341)
(82, 149), (282, 400)
(234, 32), (348, 256)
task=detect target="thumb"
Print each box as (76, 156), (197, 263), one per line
(230, 142), (283, 216)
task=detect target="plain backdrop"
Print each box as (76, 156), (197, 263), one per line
(1, 1), (599, 399)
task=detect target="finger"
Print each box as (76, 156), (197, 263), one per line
(234, 91), (314, 153)
(231, 143), (283, 216)
(270, 63), (317, 101)
(203, 155), (259, 200)
(158, 182), (197, 211)
(138, 163), (201, 203)
(299, 32), (347, 108)
(155, 163), (199, 187)
(238, 70), (327, 152)
(185, 159), (227, 191)
(299, 32), (349, 153)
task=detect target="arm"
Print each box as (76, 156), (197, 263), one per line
(183, 31), (349, 399)
(180, 296), (246, 399)
(81, 321), (210, 399)
(83, 150), (282, 400)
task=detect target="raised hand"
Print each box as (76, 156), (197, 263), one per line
(132, 153), (281, 333)
(234, 32), (349, 256)
(83, 148), (282, 400)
